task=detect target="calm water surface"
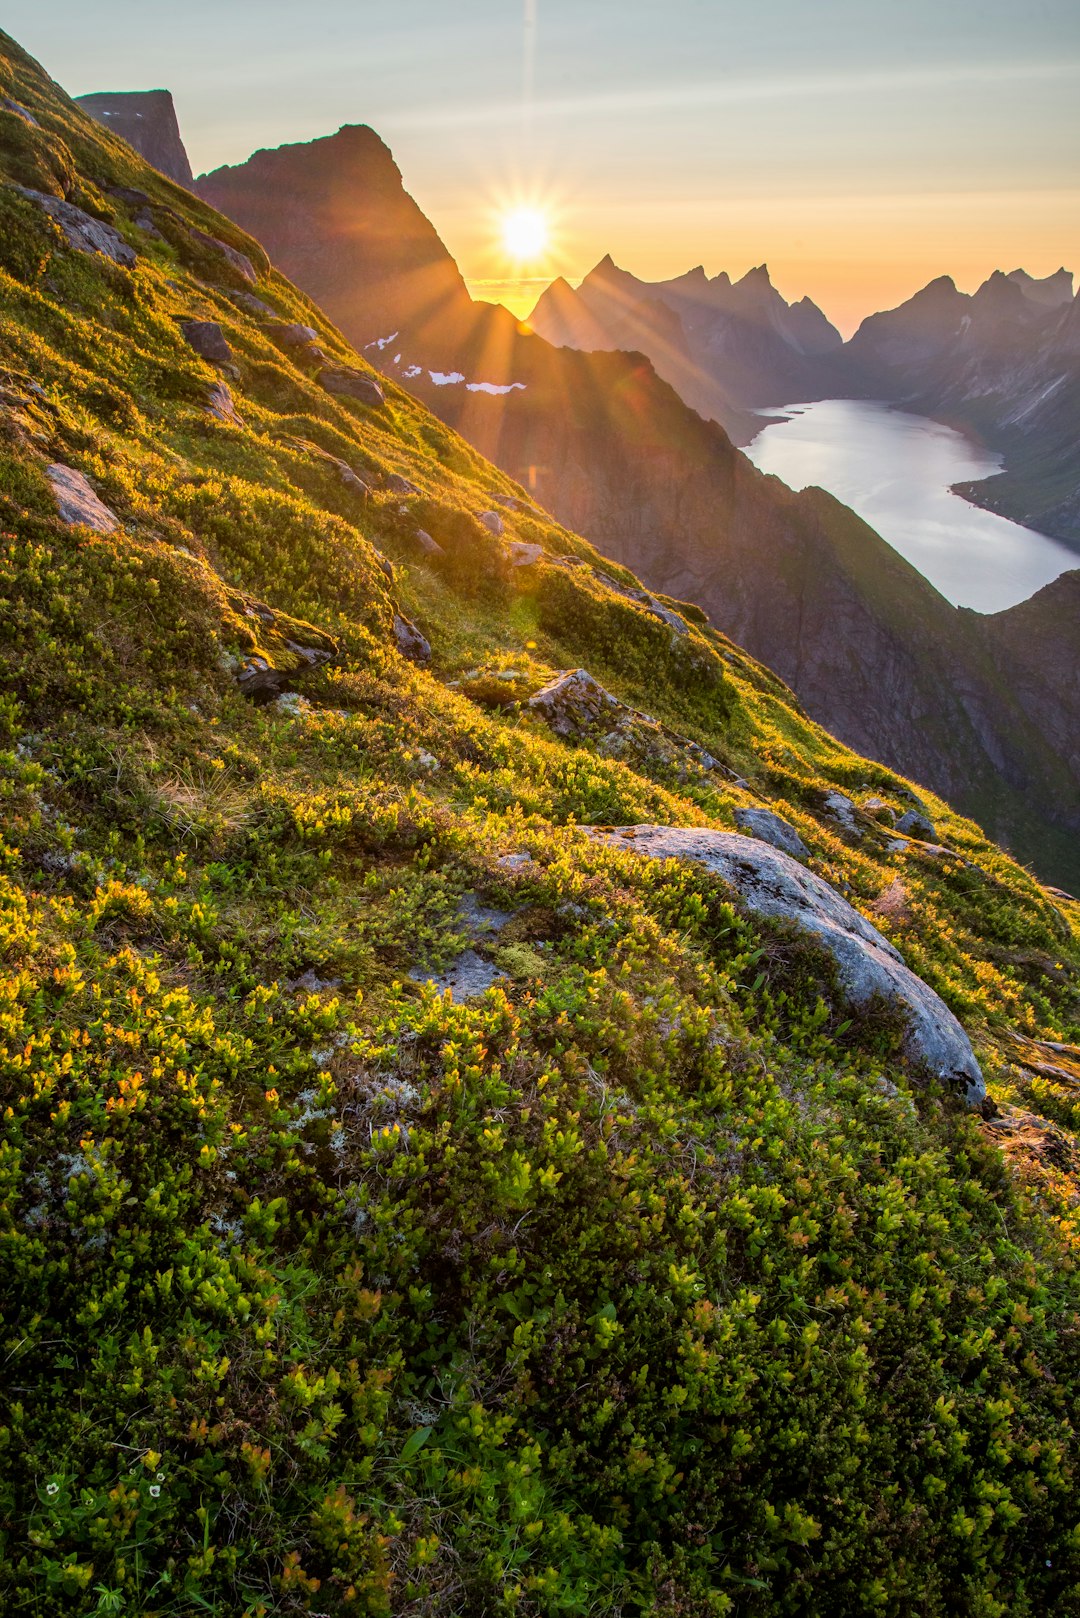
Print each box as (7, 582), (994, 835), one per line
(746, 398), (1077, 613)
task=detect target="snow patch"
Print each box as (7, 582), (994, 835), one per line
(365, 331), (400, 352)
(467, 381), (527, 394)
(429, 370), (466, 386)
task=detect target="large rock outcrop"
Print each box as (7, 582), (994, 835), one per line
(76, 90), (195, 188)
(593, 825), (985, 1106)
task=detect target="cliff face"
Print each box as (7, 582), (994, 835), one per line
(75, 89), (194, 187)
(192, 119), (1080, 884)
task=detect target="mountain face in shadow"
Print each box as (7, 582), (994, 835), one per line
(187, 119), (1080, 883)
(75, 89), (194, 188)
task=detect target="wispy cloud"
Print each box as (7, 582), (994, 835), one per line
(384, 57), (1080, 133)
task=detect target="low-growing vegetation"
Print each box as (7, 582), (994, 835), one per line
(0, 27), (1078, 1618)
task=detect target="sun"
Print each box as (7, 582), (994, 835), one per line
(501, 205), (549, 261)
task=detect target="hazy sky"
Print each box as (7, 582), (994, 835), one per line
(6, 0), (1079, 331)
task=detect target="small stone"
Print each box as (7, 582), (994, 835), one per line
(821, 791), (859, 832)
(527, 668), (621, 737)
(318, 366), (386, 408)
(46, 464), (119, 533)
(180, 320), (233, 365)
(2, 95), (37, 126)
(478, 510), (504, 536)
(385, 473), (418, 495)
(895, 809), (937, 841)
(393, 613), (431, 664)
(498, 852), (535, 871)
(509, 541), (544, 567)
(734, 806), (810, 861)
(204, 381), (243, 425)
(414, 529), (444, 557)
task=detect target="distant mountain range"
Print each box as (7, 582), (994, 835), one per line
(530, 254), (1080, 546)
(80, 96), (1080, 883)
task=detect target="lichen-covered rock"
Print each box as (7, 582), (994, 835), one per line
(384, 473), (418, 495)
(509, 541), (544, 567)
(411, 949), (502, 999)
(821, 791), (859, 833)
(478, 509), (504, 536)
(414, 529), (443, 557)
(393, 613), (431, 664)
(46, 463), (119, 532)
(528, 669), (620, 738)
(734, 806), (809, 861)
(188, 226), (258, 285)
(318, 366), (385, 408)
(180, 320), (233, 365)
(17, 188), (136, 266)
(591, 825), (985, 1106)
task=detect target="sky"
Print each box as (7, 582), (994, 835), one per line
(5, 0), (1080, 333)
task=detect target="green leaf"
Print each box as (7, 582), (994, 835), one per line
(398, 1425), (433, 1464)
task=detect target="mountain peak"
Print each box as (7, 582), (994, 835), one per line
(76, 88), (194, 188)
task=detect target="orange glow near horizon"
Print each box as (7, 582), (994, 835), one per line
(451, 181), (1080, 336)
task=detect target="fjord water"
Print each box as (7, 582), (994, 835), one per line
(746, 398), (1077, 613)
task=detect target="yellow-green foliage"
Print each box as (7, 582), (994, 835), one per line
(0, 25), (1079, 1618)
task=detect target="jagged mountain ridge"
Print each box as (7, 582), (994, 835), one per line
(190, 120), (1080, 884)
(3, 27), (1080, 1614)
(528, 254), (843, 420)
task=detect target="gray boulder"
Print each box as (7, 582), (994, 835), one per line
(46, 464), (120, 533)
(734, 806), (809, 861)
(384, 473), (419, 495)
(414, 529), (444, 557)
(318, 366), (385, 408)
(896, 808), (937, 841)
(528, 668), (620, 738)
(590, 825), (985, 1106)
(821, 791), (859, 833)
(180, 320), (233, 365)
(18, 189), (136, 267)
(478, 510), (505, 536)
(509, 541), (544, 567)
(393, 613), (431, 664)
(2, 96), (37, 126)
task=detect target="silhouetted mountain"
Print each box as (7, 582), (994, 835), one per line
(76, 90), (194, 187)
(529, 256), (842, 419)
(192, 120), (1080, 881)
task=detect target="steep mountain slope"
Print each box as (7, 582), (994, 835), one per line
(2, 35), (1080, 1614)
(75, 88), (195, 188)
(841, 270), (1080, 546)
(528, 256), (843, 416)
(192, 123), (1080, 887)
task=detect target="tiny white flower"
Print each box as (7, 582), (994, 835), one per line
(46, 1482), (59, 1496)
(149, 1484), (161, 1498)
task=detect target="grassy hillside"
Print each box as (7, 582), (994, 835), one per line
(1, 30), (1079, 1618)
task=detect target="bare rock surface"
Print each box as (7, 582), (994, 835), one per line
(734, 806), (809, 861)
(47, 464), (120, 532)
(18, 188), (136, 266)
(478, 509), (504, 536)
(413, 949), (503, 999)
(896, 808), (938, 841)
(591, 824), (985, 1106)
